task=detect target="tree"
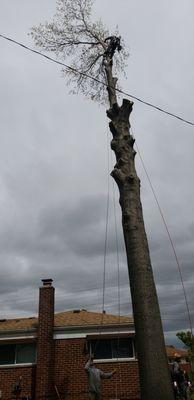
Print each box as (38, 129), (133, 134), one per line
(31, 1), (174, 399)
(177, 331), (194, 377)
(177, 331), (192, 350)
(30, 0), (128, 103)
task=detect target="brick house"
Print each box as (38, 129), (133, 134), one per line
(0, 279), (189, 400)
(0, 279), (140, 400)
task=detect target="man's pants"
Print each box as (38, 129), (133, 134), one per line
(89, 391), (101, 400)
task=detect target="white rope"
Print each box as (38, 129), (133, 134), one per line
(110, 129), (122, 400)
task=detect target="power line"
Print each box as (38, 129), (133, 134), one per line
(1, 283), (193, 304)
(1, 293), (194, 308)
(0, 33), (194, 127)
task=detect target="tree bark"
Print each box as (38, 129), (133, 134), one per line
(104, 58), (174, 400)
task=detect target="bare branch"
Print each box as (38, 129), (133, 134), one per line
(48, 40), (101, 48)
(83, 53), (104, 73)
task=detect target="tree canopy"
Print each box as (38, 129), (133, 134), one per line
(30, 0), (129, 103)
(176, 331), (192, 349)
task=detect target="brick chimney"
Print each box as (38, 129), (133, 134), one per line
(35, 279), (55, 400)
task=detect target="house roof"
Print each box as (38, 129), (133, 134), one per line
(0, 317), (38, 332)
(165, 345), (188, 359)
(0, 312), (188, 359)
(0, 310), (133, 332)
(54, 310), (133, 327)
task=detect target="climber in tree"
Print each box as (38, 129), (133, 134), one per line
(104, 35), (122, 59)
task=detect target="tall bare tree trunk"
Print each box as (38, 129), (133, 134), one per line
(104, 58), (174, 400)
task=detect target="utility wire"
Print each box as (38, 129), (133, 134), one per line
(2, 294), (194, 307)
(1, 283), (193, 303)
(0, 33), (193, 329)
(0, 33), (194, 127)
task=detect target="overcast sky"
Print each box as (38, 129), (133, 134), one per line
(0, 0), (194, 347)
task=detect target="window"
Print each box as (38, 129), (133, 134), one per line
(88, 337), (134, 360)
(16, 344), (36, 364)
(0, 343), (36, 365)
(0, 344), (15, 365)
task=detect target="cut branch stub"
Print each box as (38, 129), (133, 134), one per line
(107, 98), (136, 187)
(107, 99), (133, 138)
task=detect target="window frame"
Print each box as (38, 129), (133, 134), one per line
(0, 342), (36, 367)
(87, 335), (136, 363)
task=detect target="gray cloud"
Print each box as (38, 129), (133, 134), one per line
(0, 0), (194, 347)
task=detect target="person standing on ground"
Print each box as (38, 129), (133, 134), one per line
(85, 354), (116, 400)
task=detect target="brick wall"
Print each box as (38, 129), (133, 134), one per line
(54, 338), (141, 400)
(0, 338), (140, 400)
(0, 365), (36, 399)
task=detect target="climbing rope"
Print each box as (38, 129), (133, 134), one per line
(110, 135), (123, 400)
(91, 124), (111, 359)
(91, 124), (124, 399)
(131, 126), (193, 336)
